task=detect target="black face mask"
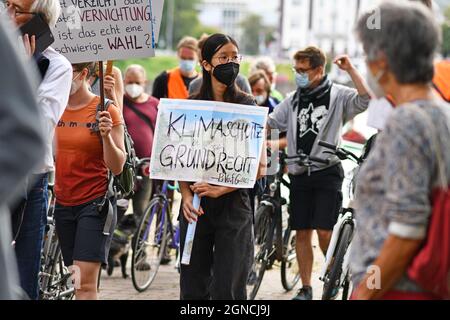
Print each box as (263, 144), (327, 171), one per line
(212, 62), (240, 86)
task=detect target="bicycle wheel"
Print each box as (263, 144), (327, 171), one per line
(280, 225), (300, 291)
(131, 197), (169, 292)
(51, 247), (75, 300)
(246, 204), (275, 300)
(322, 223), (353, 300)
(40, 244), (74, 300)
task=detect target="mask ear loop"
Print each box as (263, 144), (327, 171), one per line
(374, 69), (385, 83)
(72, 71), (82, 81)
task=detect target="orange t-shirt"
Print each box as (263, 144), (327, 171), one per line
(55, 96), (122, 206)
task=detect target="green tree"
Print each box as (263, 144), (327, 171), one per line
(442, 6), (450, 57)
(159, 0), (199, 49)
(158, 0), (220, 50)
(240, 14), (275, 55)
(240, 14), (262, 55)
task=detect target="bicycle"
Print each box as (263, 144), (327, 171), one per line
(39, 176), (75, 300)
(247, 151), (329, 300)
(317, 140), (364, 300)
(131, 162), (181, 292)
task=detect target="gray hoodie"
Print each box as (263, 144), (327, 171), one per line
(268, 81), (370, 175)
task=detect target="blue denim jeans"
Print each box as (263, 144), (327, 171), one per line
(14, 173), (48, 300)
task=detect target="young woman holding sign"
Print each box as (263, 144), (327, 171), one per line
(54, 62), (126, 300)
(179, 33), (264, 300)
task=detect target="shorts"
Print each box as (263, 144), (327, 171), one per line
(289, 164), (344, 231)
(54, 196), (117, 267)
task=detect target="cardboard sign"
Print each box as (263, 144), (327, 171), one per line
(52, 0), (164, 63)
(150, 99), (268, 189)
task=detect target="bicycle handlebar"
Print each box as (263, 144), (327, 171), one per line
(167, 182), (179, 191)
(318, 140), (363, 164)
(308, 155), (330, 165)
(318, 140), (338, 151)
(135, 157), (151, 167)
(284, 153), (329, 166)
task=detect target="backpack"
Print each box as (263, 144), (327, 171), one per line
(407, 103), (450, 300)
(97, 100), (138, 199)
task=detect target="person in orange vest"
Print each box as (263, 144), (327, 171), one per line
(152, 36), (200, 100)
(412, 0), (450, 101)
(433, 60), (450, 102)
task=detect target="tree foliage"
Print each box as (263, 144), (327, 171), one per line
(158, 0), (220, 50)
(240, 14), (275, 56)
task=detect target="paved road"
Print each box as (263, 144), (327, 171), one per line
(98, 235), (326, 300)
(99, 188), (331, 300)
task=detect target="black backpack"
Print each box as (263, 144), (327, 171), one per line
(96, 100), (138, 199)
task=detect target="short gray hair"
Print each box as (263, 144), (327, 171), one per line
(356, 0), (441, 84)
(31, 0), (61, 27)
(125, 64), (147, 79)
(250, 57), (276, 74)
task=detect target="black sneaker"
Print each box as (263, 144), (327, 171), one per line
(136, 261), (151, 271)
(160, 256), (172, 265)
(292, 286), (313, 300)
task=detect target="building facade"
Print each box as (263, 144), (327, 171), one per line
(198, 0), (249, 43)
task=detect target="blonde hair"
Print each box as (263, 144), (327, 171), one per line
(177, 36), (198, 52)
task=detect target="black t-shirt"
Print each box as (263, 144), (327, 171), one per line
(152, 70), (198, 100)
(296, 88), (331, 155)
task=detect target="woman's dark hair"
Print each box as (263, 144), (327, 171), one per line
(191, 33), (254, 105)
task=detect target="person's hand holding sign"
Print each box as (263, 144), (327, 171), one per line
(98, 111), (114, 138)
(182, 192), (204, 223)
(190, 182), (229, 199)
(104, 74), (118, 106)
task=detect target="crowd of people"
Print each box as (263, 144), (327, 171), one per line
(0, 0), (449, 301)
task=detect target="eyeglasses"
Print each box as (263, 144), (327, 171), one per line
(292, 67), (315, 74)
(5, 2), (35, 17)
(214, 54), (243, 65)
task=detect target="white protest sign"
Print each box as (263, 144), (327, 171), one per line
(53, 0), (164, 63)
(150, 99), (268, 189)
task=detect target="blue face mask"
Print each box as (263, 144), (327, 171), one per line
(180, 59), (196, 73)
(295, 72), (310, 89)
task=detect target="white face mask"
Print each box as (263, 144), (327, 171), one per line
(70, 72), (82, 96)
(125, 84), (144, 99)
(365, 66), (385, 98)
(255, 95), (267, 106)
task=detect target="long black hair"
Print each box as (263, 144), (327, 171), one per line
(191, 33), (254, 105)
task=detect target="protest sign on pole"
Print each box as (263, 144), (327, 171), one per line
(150, 99), (269, 189)
(149, 98), (268, 266)
(53, 0), (164, 63)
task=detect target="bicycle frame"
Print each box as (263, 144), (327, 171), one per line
(141, 180), (180, 263)
(319, 208), (356, 284)
(39, 185), (75, 300)
(143, 181), (170, 245)
(317, 140), (366, 298)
